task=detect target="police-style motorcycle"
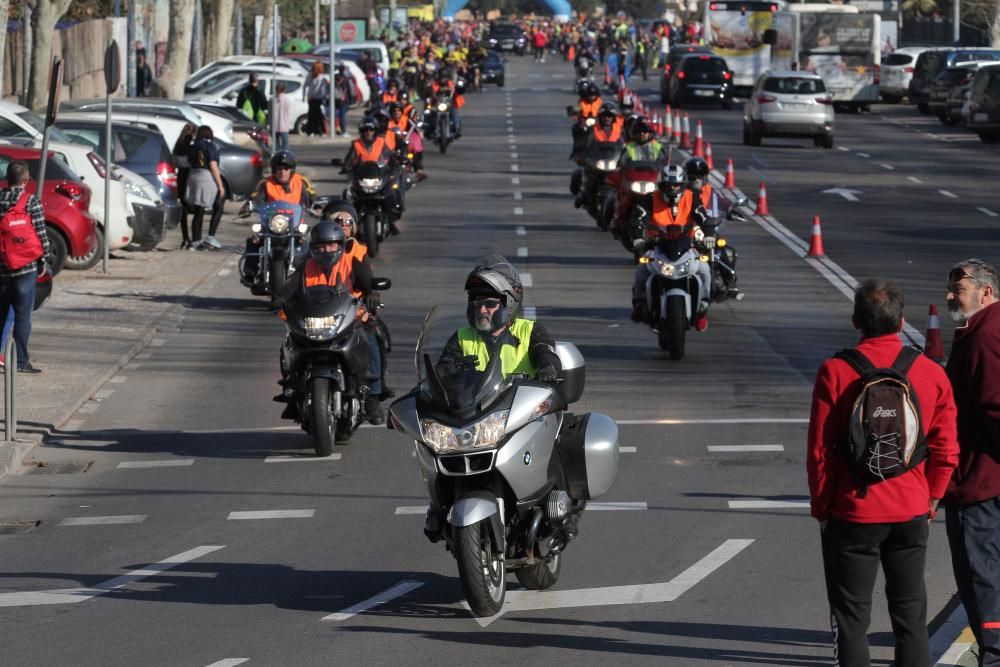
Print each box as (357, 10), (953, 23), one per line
(346, 160), (397, 259)
(239, 201), (308, 297)
(388, 307), (620, 617)
(278, 274), (392, 456)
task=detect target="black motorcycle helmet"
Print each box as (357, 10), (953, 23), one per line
(597, 102), (618, 127)
(634, 120), (655, 144)
(388, 101), (404, 118)
(358, 116), (378, 141)
(308, 220), (346, 268)
(684, 156), (710, 183)
(582, 80), (599, 101)
(372, 108), (391, 133)
(386, 77), (401, 92)
(270, 150), (297, 172)
(464, 254), (523, 332)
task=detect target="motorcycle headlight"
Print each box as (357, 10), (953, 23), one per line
(420, 410), (508, 453)
(269, 214), (290, 234)
(596, 158), (617, 171)
(653, 260), (675, 277)
(437, 102), (449, 112)
(694, 227), (705, 242)
(703, 235), (716, 248)
(359, 177), (384, 192)
(585, 117), (596, 127)
(304, 314), (343, 341)
(630, 181), (655, 194)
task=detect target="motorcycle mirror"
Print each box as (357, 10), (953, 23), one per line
(733, 196), (749, 208)
(330, 158), (344, 167)
(727, 210), (747, 222)
(565, 105), (575, 117)
(372, 277), (392, 291)
(238, 201), (255, 218)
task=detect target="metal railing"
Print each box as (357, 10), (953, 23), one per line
(3, 336), (16, 441)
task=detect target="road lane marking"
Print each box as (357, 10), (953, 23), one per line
(931, 605), (973, 665)
(521, 272), (533, 287)
(880, 163), (894, 170)
(511, 144), (517, 151)
(109, 376), (127, 383)
(748, 165), (772, 184)
(58, 515), (148, 526)
(511, 177), (520, 185)
(469, 539), (754, 627)
(588, 502), (647, 510)
(510, 152), (518, 159)
(856, 152), (870, 158)
(708, 445), (784, 452)
(151, 338), (166, 347)
(204, 660), (249, 667)
(136, 352), (153, 360)
(523, 306), (537, 319)
(513, 192), (522, 200)
(513, 207), (523, 215)
(939, 190), (958, 198)
(218, 268), (232, 277)
(751, 152), (769, 167)
(979, 207), (998, 217)
(395, 506), (428, 515)
(322, 580), (425, 621)
(516, 225), (526, 236)
(264, 454), (342, 462)
(618, 418), (807, 425)
(77, 404), (99, 414)
(0, 545), (223, 607)
(510, 164), (519, 172)
(620, 446), (637, 453)
(908, 176), (923, 183)
(227, 510), (315, 520)
(93, 388), (115, 399)
(837, 146), (850, 152)
(728, 499), (810, 509)
(118, 459), (195, 469)
(517, 247), (528, 257)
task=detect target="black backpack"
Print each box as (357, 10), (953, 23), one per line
(834, 346), (927, 497)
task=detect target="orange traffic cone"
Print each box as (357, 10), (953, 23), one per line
(755, 182), (770, 216)
(672, 111), (682, 144)
(680, 113), (691, 150)
(705, 142), (714, 170)
(807, 216), (825, 257)
(724, 159), (736, 188)
(664, 105), (673, 140)
(693, 120), (705, 157)
(568, 45), (575, 61)
(924, 305), (945, 362)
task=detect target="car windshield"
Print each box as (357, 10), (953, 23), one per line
(16, 111), (74, 143)
(683, 58), (727, 76)
(199, 74), (246, 96)
(764, 77), (827, 94)
(883, 53), (913, 66)
(491, 25), (521, 36)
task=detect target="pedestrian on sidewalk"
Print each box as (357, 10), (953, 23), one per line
(942, 258), (1000, 667)
(274, 83), (292, 151)
(333, 65), (353, 136)
(172, 123), (196, 249)
(303, 62), (329, 137)
(807, 277), (959, 666)
(0, 161), (51, 374)
(237, 73), (268, 125)
(185, 126), (225, 251)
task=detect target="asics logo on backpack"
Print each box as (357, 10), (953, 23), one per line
(872, 407), (897, 418)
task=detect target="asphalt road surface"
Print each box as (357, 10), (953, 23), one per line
(0, 56), (985, 666)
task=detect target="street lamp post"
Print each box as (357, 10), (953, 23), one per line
(328, 0), (336, 137)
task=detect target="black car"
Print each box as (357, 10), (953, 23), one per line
(665, 54), (734, 109)
(910, 48), (1000, 113)
(659, 44), (713, 103)
(967, 63), (1000, 143)
(481, 50), (506, 87)
(928, 63), (981, 125)
(55, 120), (183, 228)
(486, 23), (527, 55)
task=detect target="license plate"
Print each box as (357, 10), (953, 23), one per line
(783, 103), (808, 109)
(975, 112), (989, 122)
(694, 90), (714, 97)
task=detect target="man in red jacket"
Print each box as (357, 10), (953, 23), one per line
(808, 278), (959, 666)
(942, 258), (1000, 667)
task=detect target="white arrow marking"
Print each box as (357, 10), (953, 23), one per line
(469, 539), (754, 626)
(822, 187), (861, 202)
(939, 190), (958, 199)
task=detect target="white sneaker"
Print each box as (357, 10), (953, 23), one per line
(202, 236), (222, 250)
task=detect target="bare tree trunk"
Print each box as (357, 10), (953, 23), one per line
(257, 9), (272, 55)
(162, 0), (196, 99)
(992, 5), (1000, 46)
(203, 0), (236, 63)
(26, 0), (74, 110)
(0, 0), (10, 96)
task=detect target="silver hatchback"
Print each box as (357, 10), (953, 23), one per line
(743, 71), (835, 148)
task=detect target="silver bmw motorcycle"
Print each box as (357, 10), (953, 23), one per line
(388, 307), (620, 617)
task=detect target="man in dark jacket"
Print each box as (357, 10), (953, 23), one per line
(807, 277), (959, 666)
(943, 258), (1000, 667)
(237, 73), (268, 125)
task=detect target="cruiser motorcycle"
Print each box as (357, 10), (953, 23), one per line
(278, 275), (391, 456)
(239, 201), (308, 297)
(388, 307), (620, 617)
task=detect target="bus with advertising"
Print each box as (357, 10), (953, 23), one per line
(703, 0), (791, 95)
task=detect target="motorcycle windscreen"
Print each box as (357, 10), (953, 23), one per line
(259, 202), (304, 229)
(415, 305), (512, 415)
(654, 226), (694, 261)
(354, 161), (388, 180)
(587, 142), (621, 162)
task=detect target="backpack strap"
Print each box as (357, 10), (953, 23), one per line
(891, 345), (921, 376)
(833, 348), (875, 377)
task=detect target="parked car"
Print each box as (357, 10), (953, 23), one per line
(665, 53), (734, 109)
(186, 73), (312, 135)
(481, 50), (506, 87)
(0, 145), (98, 273)
(188, 55), (310, 86)
(743, 71), (835, 148)
(485, 23), (527, 55)
(928, 62), (985, 125)
(279, 55), (371, 105)
(185, 63), (306, 96)
(0, 100), (78, 144)
(659, 44), (713, 103)
(880, 47), (933, 103)
(55, 119), (182, 228)
(910, 48), (1000, 113)
(311, 40), (391, 73)
(187, 101), (270, 155)
(55, 111), (263, 201)
(967, 62), (1000, 143)
(59, 98), (235, 145)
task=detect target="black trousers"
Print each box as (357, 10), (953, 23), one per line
(821, 517), (929, 666)
(946, 497), (1000, 666)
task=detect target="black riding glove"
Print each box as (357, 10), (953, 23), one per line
(536, 364), (559, 383)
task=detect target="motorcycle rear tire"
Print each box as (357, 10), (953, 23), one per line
(455, 519), (506, 617)
(269, 256), (287, 296)
(310, 378), (336, 457)
(514, 552), (561, 590)
(364, 214), (380, 258)
(666, 296), (686, 360)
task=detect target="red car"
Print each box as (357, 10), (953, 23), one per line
(0, 145), (99, 273)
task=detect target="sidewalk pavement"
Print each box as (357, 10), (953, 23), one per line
(0, 203), (247, 479)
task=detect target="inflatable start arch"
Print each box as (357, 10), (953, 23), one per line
(442, 0), (571, 22)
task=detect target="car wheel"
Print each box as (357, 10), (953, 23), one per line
(917, 103), (930, 114)
(497, 76), (504, 87)
(721, 97), (733, 111)
(749, 123), (762, 146)
(742, 123), (751, 145)
(813, 135), (822, 147)
(64, 226), (104, 270)
(881, 93), (902, 104)
(45, 224), (68, 275)
(293, 115), (308, 134)
(979, 132), (1000, 144)
(822, 134), (834, 149)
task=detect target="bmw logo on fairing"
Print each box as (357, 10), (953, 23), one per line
(523, 452), (531, 465)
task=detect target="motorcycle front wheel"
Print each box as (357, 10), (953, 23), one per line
(363, 214), (380, 258)
(269, 256), (287, 296)
(455, 519), (506, 617)
(666, 295), (686, 360)
(309, 378), (336, 457)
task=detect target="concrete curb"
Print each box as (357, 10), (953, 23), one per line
(0, 249), (235, 480)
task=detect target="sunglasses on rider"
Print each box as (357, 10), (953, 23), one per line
(332, 214), (356, 226)
(471, 298), (503, 309)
